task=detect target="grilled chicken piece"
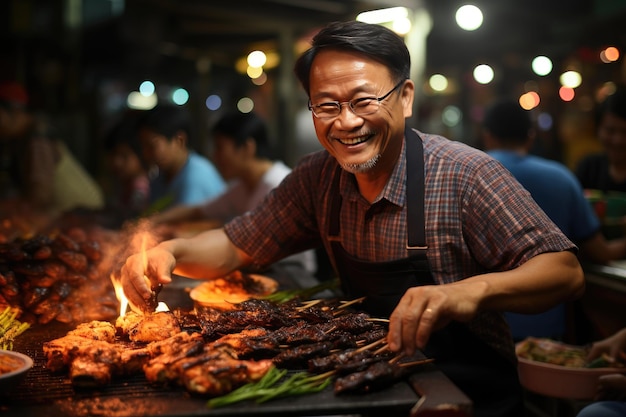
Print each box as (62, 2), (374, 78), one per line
(145, 331), (203, 357)
(143, 337), (209, 384)
(43, 334), (99, 372)
(69, 343), (122, 387)
(209, 328), (279, 359)
(67, 320), (116, 342)
(182, 357), (273, 396)
(120, 347), (152, 375)
(116, 311), (181, 343)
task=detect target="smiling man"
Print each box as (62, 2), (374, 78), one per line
(120, 21), (584, 417)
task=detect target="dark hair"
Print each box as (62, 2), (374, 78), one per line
(482, 99), (532, 145)
(596, 85), (626, 125)
(138, 105), (191, 142)
(104, 111), (142, 156)
(294, 21), (411, 95)
(212, 111), (273, 159)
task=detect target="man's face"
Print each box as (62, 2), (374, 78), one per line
(598, 112), (626, 162)
(308, 49), (413, 176)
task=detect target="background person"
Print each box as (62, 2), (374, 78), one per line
(149, 111), (317, 273)
(137, 104), (226, 213)
(481, 98), (626, 342)
(149, 111), (288, 225)
(575, 86), (626, 194)
(101, 110), (150, 225)
(0, 80), (104, 222)
(120, 21), (584, 417)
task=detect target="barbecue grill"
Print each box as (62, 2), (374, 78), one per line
(0, 265), (472, 417)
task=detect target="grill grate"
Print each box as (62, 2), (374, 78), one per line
(0, 320), (422, 417)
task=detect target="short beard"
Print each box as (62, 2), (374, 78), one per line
(341, 154), (380, 174)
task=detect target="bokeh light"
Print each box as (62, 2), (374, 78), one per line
(127, 91), (157, 110)
(247, 66), (263, 79)
(171, 88), (189, 105)
(251, 72), (268, 86)
(537, 112), (553, 131)
(531, 56), (553, 76)
(247, 50), (267, 68)
(519, 91), (540, 110)
(205, 94), (222, 111)
(455, 5), (483, 31)
(429, 74), (448, 92)
(600, 47), (620, 63)
(237, 97), (254, 113)
(139, 80), (155, 96)
(442, 105), (462, 127)
(559, 86), (575, 101)
(560, 71), (582, 88)
(473, 64), (494, 84)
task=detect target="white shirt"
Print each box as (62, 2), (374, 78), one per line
(200, 161), (317, 273)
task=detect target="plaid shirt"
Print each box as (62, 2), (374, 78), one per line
(225, 129), (576, 362)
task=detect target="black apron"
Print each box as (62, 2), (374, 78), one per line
(328, 127), (524, 417)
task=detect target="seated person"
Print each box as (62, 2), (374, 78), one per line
(102, 111), (150, 224)
(137, 105), (226, 213)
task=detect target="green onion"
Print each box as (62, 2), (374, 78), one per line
(262, 279), (339, 304)
(206, 366), (333, 408)
(0, 307), (30, 350)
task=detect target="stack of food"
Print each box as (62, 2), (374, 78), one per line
(0, 229), (118, 325)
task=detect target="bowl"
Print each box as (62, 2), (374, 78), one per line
(0, 350), (33, 390)
(516, 339), (626, 400)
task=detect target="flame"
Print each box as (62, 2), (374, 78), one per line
(110, 272), (129, 317)
(112, 232), (169, 317)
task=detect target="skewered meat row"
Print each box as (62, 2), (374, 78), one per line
(42, 296), (430, 399)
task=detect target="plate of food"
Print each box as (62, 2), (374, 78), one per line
(189, 270), (279, 309)
(516, 337), (626, 400)
(0, 350), (33, 390)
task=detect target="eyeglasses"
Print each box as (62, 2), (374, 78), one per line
(308, 79), (406, 120)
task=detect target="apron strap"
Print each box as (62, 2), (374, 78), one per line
(405, 126), (428, 251)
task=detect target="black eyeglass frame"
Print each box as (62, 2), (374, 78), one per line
(307, 79), (407, 120)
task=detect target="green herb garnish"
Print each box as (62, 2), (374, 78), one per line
(206, 366), (333, 408)
(0, 307), (30, 350)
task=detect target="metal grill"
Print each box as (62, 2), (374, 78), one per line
(0, 322), (423, 417)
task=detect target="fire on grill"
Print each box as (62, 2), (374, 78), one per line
(41, 294), (435, 403)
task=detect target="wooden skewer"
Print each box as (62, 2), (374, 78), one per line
(296, 299), (323, 311)
(355, 336), (386, 353)
(398, 358), (435, 368)
(388, 353), (404, 365)
(373, 343), (391, 355)
(334, 297), (366, 312)
(366, 317), (390, 323)
(323, 325), (337, 335)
